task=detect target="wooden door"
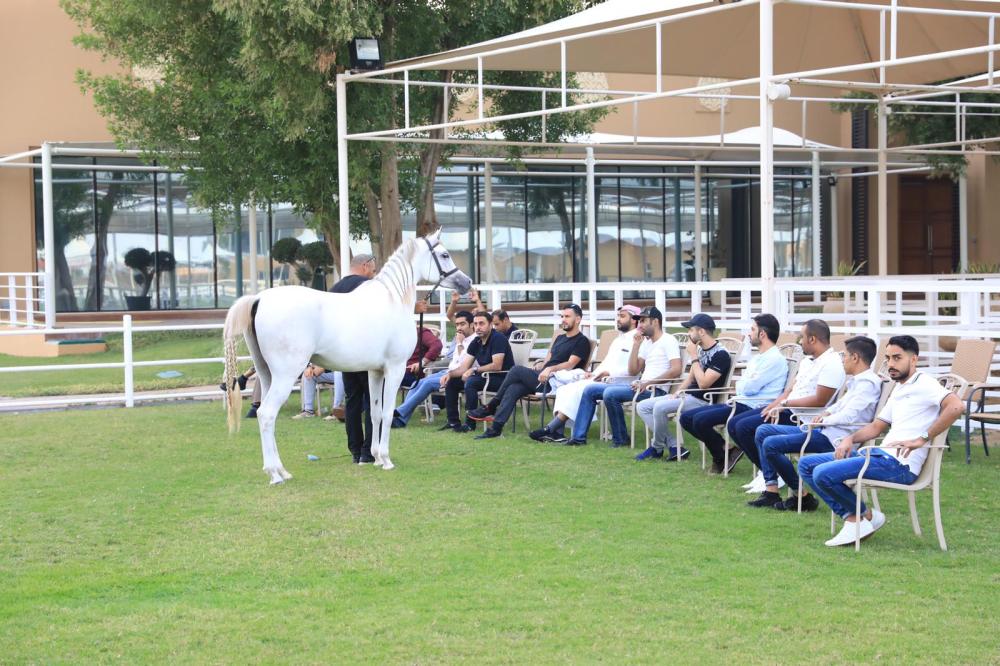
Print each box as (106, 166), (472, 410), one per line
(898, 176), (955, 274)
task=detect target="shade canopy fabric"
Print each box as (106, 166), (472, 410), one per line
(390, 0), (999, 86)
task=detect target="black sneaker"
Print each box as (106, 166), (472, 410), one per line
(564, 438), (587, 446)
(358, 454), (376, 465)
(724, 447), (744, 475)
(475, 428), (502, 440)
(780, 493), (819, 512)
(530, 427), (552, 442)
(237, 374), (248, 391)
(709, 460), (725, 475)
(610, 441), (630, 449)
(467, 405), (496, 421)
(664, 446), (690, 462)
(546, 434), (568, 443)
(747, 491), (784, 508)
(438, 422), (461, 431)
(455, 423), (474, 433)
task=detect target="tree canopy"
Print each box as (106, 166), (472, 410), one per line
(64, 0), (608, 274)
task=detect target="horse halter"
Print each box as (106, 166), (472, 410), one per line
(424, 236), (459, 293)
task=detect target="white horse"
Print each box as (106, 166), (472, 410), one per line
(222, 230), (471, 483)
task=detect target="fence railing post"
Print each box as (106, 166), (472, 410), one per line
(6, 275), (16, 325)
(866, 288), (880, 344)
(26, 275), (35, 327)
(123, 315), (135, 408)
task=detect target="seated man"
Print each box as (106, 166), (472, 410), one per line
(799, 335), (963, 546)
(679, 313), (788, 474)
(530, 305), (642, 443)
(393, 310), (473, 428)
(563, 306), (681, 447)
(752, 336), (881, 511)
(635, 313), (732, 461)
(441, 311), (513, 432)
(491, 309), (519, 339)
(402, 324), (444, 388)
(294, 364), (339, 419)
(742, 318), (846, 506)
(468, 304), (592, 440)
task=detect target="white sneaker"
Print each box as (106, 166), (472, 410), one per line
(825, 518), (875, 547)
(742, 471), (763, 489)
(745, 474), (767, 494)
(292, 410), (315, 420)
(870, 510), (886, 531)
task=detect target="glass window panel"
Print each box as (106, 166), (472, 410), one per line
(435, 173), (476, 280)
(526, 176), (577, 285)
(619, 176), (665, 283)
(485, 177), (527, 297)
(34, 157), (95, 313)
(99, 162), (156, 311)
(158, 173), (217, 308)
(270, 202), (319, 287)
(793, 178), (814, 276)
(595, 176), (619, 283)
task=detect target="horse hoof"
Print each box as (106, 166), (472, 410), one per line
(381, 460), (395, 471)
(269, 476), (285, 485)
(278, 467), (293, 480)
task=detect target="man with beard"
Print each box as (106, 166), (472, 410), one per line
(635, 313), (732, 461)
(529, 305), (643, 443)
(799, 335), (963, 546)
(562, 306), (681, 448)
(441, 310), (513, 433)
(468, 304), (592, 440)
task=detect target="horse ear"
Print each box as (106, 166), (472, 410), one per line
(427, 228), (442, 244)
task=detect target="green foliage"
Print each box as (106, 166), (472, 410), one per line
(270, 237), (302, 265)
(297, 240), (333, 271)
(829, 87), (1000, 179)
(0, 404), (997, 662)
(61, 0), (606, 266)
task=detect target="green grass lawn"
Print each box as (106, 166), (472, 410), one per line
(1, 400), (997, 663)
(0, 331), (226, 398)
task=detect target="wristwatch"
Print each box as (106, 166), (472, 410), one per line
(919, 430), (930, 442)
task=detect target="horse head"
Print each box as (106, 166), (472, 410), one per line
(418, 229), (472, 295)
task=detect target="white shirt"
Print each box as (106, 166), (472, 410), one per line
(595, 332), (646, 381)
(819, 369), (883, 443)
(876, 372), (951, 475)
(447, 333), (469, 371)
(789, 347), (846, 413)
(639, 333), (680, 382)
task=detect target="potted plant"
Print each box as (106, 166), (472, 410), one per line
(123, 247), (175, 310)
(824, 260), (866, 313)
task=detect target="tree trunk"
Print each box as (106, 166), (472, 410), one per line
(552, 191), (575, 280)
(377, 148), (402, 263)
(415, 71), (452, 237)
(84, 173), (123, 310)
(54, 242), (77, 312)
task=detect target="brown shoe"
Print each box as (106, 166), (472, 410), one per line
(326, 406), (346, 422)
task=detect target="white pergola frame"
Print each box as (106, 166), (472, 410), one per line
(335, 0), (1000, 311)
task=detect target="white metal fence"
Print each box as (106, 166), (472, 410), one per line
(0, 272), (44, 327)
(2, 276), (999, 411)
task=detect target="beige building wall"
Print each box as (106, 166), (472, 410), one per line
(0, 0), (118, 274)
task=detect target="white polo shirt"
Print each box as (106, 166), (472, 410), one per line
(876, 371), (951, 475)
(640, 333), (680, 382)
(789, 347), (846, 412)
(596, 332), (650, 382)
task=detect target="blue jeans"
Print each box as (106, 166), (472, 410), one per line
(395, 370), (447, 425)
(680, 402), (751, 463)
(729, 407), (794, 468)
(570, 383), (649, 445)
(799, 451), (918, 519)
(754, 424), (834, 489)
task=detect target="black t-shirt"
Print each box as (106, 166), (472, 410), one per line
(685, 343), (732, 400)
(501, 324), (519, 339)
(466, 330), (514, 371)
(331, 274), (370, 293)
(546, 332), (591, 370)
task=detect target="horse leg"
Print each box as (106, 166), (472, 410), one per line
(370, 365), (405, 471)
(257, 372), (296, 484)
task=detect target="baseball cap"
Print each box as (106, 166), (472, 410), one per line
(619, 305), (641, 318)
(636, 306), (662, 323)
(681, 313), (716, 332)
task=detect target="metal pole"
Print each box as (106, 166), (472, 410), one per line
(877, 97), (889, 276)
(959, 172), (969, 272)
(164, 173), (178, 307)
(694, 165), (704, 280)
(123, 314), (134, 408)
(585, 147), (598, 284)
(830, 177), (839, 269)
(233, 205), (243, 297)
(336, 73), (351, 277)
(811, 151), (822, 276)
(759, 0), (776, 310)
(484, 162), (494, 283)
(41, 142), (56, 329)
(248, 198), (258, 294)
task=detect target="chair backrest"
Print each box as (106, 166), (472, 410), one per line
(777, 331), (800, 347)
(778, 343), (803, 361)
(509, 328), (538, 344)
(716, 336), (743, 357)
(592, 329), (621, 367)
(950, 338), (997, 389)
(508, 339), (534, 367)
(936, 372), (970, 398)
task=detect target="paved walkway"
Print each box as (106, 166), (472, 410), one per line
(0, 384), (228, 413)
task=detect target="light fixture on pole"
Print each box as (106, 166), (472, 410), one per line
(350, 38), (383, 71)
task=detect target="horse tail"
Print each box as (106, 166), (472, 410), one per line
(223, 294), (258, 434)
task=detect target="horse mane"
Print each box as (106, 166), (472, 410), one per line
(373, 236), (423, 304)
